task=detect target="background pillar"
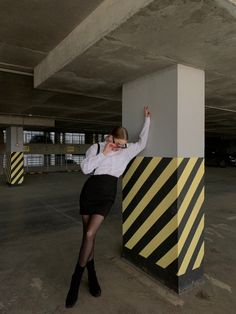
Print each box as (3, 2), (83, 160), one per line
(6, 126), (24, 185)
(122, 64), (205, 293)
(44, 131), (51, 167)
(85, 132), (94, 144)
(55, 132), (62, 166)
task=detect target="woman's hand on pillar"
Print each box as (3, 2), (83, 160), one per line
(144, 105), (151, 117)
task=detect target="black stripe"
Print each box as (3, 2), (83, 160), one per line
(177, 176), (204, 238)
(11, 152), (19, 159)
(147, 176), (204, 267)
(175, 182), (204, 268)
(123, 157), (135, 176)
(132, 199), (178, 255)
(123, 157), (152, 199)
(11, 165), (24, 183)
(177, 158), (204, 206)
(149, 228), (179, 273)
(132, 159), (203, 257)
(187, 232), (204, 273)
(11, 156), (24, 173)
(12, 176), (23, 185)
(11, 155), (24, 180)
(123, 158), (173, 223)
(148, 173), (202, 271)
(123, 158), (188, 245)
(166, 202), (204, 273)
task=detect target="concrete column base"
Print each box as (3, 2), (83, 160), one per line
(122, 156), (205, 293)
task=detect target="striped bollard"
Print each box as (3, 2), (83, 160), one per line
(6, 152), (24, 185)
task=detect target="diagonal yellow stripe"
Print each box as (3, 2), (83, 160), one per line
(124, 158), (198, 249)
(140, 216), (178, 258)
(11, 159), (24, 179)
(18, 176), (24, 184)
(140, 161), (204, 258)
(123, 157), (162, 212)
(123, 157), (144, 189)
(11, 169), (24, 184)
(177, 215), (204, 276)
(11, 154), (23, 170)
(193, 241), (204, 270)
(156, 187), (204, 268)
(123, 158), (183, 236)
(11, 152), (21, 163)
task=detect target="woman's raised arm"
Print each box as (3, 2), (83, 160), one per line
(126, 106), (151, 160)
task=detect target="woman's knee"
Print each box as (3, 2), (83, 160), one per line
(85, 229), (96, 240)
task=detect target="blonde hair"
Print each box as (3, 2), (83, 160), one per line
(111, 126), (128, 140)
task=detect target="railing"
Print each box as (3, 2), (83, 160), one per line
(0, 153), (85, 175)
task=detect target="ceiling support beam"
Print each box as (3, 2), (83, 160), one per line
(34, 0), (155, 88)
(0, 115), (55, 128)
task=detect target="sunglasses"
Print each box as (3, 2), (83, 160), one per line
(112, 137), (127, 149)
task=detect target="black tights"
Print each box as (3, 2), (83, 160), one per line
(78, 214), (104, 267)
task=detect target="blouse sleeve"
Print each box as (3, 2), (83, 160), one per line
(126, 117), (150, 160)
(80, 143), (106, 174)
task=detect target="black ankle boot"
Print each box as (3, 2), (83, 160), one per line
(86, 259), (101, 297)
(65, 264), (85, 308)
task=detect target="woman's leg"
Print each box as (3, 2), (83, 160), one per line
(65, 214), (104, 307)
(78, 214), (104, 267)
(82, 215), (95, 262)
(81, 215), (102, 297)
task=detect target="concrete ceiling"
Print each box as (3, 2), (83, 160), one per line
(0, 0), (236, 135)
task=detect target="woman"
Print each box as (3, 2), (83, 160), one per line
(65, 106), (151, 308)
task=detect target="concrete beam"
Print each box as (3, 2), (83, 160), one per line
(0, 115), (55, 128)
(34, 0), (155, 87)
(215, 0), (236, 19)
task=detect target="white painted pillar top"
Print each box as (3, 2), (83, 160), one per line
(6, 126), (23, 152)
(122, 64), (205, 157)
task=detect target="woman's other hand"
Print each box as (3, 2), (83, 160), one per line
(103, 142), (117, 155)
(144, 105), (151, 118)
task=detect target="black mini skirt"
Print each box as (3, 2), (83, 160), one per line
(79, 174), (118, 217)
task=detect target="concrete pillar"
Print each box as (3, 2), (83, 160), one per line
(55, 132), (61, 144)
(122, 64), (205, 293)
(6, 126), (24, 185)
(62, 132), (66, 144)
(94, 133), (99, 143)
(85, 133), (94, 144)
(61, 133), (66, 166)
(44, 131), (51, 167)
(55, 132), (61, 166)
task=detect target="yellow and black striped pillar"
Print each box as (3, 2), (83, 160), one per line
(6, 152), (24, 185)
(122, 156), (204, 293)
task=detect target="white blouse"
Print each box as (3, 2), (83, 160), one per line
(81, 117), (150, 178)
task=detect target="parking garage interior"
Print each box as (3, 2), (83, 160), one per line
(0, 1), (236, 313)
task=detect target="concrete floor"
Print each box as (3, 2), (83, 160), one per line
(0, 168), (235, 314)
